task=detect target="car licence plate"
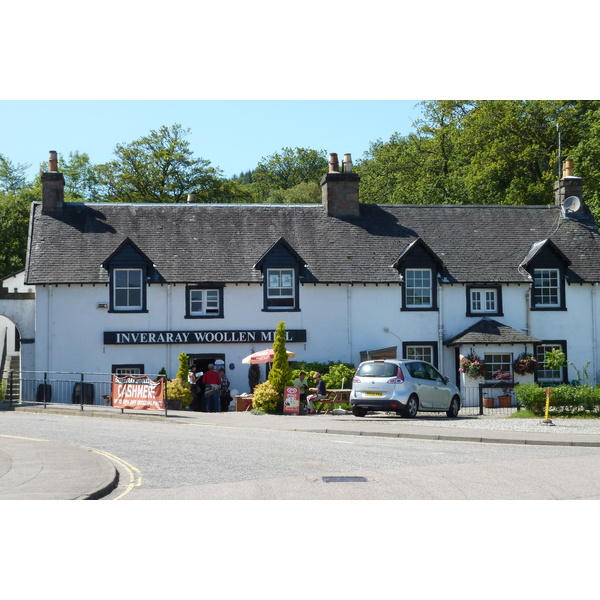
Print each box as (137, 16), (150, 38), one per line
(365, 392), (382, 397)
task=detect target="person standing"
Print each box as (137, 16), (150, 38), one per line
(219, 368), (231, 412)
(188, 365), (201, 411)
(202, 363), (222, 413)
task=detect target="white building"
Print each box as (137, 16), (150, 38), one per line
(9, 153), (600, 407)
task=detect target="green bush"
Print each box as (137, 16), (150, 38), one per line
(516, 382), (600, 415)
(322, 363), (355, 389)
(268, 322), (292, 396)
(515, 383), (547, 412)
(166, 378), (193, 409)
(252, 380), (279, 413)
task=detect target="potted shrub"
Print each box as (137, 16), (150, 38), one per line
(482, 395), (495, 409)
(493, 370), (513, 407)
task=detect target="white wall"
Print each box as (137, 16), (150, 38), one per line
(32, 278), (600, 395)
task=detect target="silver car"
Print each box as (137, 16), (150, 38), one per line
(350, 359), (461, 418)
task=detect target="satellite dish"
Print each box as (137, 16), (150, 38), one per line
(564, 196), (582, 213)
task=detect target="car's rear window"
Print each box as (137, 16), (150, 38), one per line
(356, 362), (398, 378)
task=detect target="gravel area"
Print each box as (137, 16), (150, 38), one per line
(368, 412), (600, 435)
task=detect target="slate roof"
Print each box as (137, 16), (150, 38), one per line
(446, 318), (541, 346)
(25, 201), (600, 285)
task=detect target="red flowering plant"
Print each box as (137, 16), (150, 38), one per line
(513, 353), (538, 376)
(459, 353), (487, 379)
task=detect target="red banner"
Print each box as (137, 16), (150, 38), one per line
(283, 386), (300, 414)
(111, 374), (165, 410)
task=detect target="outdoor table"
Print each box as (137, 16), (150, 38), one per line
(235, 395), (253, 411)
(316, 389), (351, 414)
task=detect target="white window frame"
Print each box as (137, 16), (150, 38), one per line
(470, 288), (497, 313)
(266, 268), (295, 308)
(405, 268), (432, 308)
(405, 345), (434, 364)
(113, 268), (143, 311)
(535, 343), (565, 383)
(483, 352), (512, 382)
(189, 288), (221, 316)
(534, 268), (560, 307)
(114, 366), (142, 376)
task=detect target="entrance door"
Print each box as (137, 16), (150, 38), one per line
(189, 353), (226, 378)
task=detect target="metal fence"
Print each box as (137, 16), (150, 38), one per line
(458, 382), (519, 416)
(0, 370), (169, 412)
(1, 370), (113, 408)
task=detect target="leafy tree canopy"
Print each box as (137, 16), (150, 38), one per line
(252, 147), (328, 202)
(0, 153), (29, 194)
(95, 124), (222, 203)
(357, 100), (600, 220)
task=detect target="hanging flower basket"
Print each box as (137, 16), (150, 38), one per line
(513, 353), (538, 376)
(459, 353), (487, 379)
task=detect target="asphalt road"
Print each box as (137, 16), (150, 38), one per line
(3, 411), (600, 500)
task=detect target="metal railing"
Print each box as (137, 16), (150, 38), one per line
(1, 370), (167, 413)
(458, 382), (519, 415)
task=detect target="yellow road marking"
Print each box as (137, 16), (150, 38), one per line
(86, 448), (143, 500)
(0, 433), (49, 442)
(1, 434), (143, 500)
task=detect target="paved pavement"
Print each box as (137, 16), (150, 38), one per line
(3, 403), (600, 500)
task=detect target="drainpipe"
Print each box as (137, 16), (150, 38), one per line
(347, 284), (353, 362)
(438, 279), (444, 373)
(593, 283), (598, 385)
(525, 282), (532, 336)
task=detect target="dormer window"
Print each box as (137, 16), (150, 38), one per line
(393, 238), (442, 312)
(254, 237), (305, 312)
(533, 269), (560, 307)
(267, 269), (295, 308)
(102, 238), (153, 313)
(521, 239), (569, 311)
(405, 269), (432, 308)
(113, 268), (143, 311)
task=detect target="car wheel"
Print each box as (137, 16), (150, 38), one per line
(402, 395), (418, 418)
(352, 406), (368, 417)
(446, 396), (460, 418)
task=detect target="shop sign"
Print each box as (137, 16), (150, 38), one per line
(283, 386), (300, 414)
(111, 374), (165, 410)
(104, 329), (307, 345)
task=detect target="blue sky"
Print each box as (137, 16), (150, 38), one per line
(2, 4), (597, 184)
(1, 100), (421, 180)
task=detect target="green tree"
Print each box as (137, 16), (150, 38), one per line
(59, 151), (102, 201)
(266, 181), (322, 204)
(570, 104), (600, 221)
(267, 321), (292, 396)
(95, 123), (222, 203)
(0, 189), (34, 278)
(252, 147), (328, 202)
(0, 153), (29, 194)
(357, 100), (600, 221)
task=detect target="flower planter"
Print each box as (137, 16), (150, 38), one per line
(483, 396), (495, 408)
(498, 395), (512, 408)
(168, 398), (182, 410)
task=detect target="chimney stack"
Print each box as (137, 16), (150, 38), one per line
(187, 193), (196, 203)
(321, 152), (360, 218)
(554, 158), (583, 206)
(41, 150), (65, 213)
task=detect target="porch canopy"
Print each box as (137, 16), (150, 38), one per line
(445, 318), (541, 347)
